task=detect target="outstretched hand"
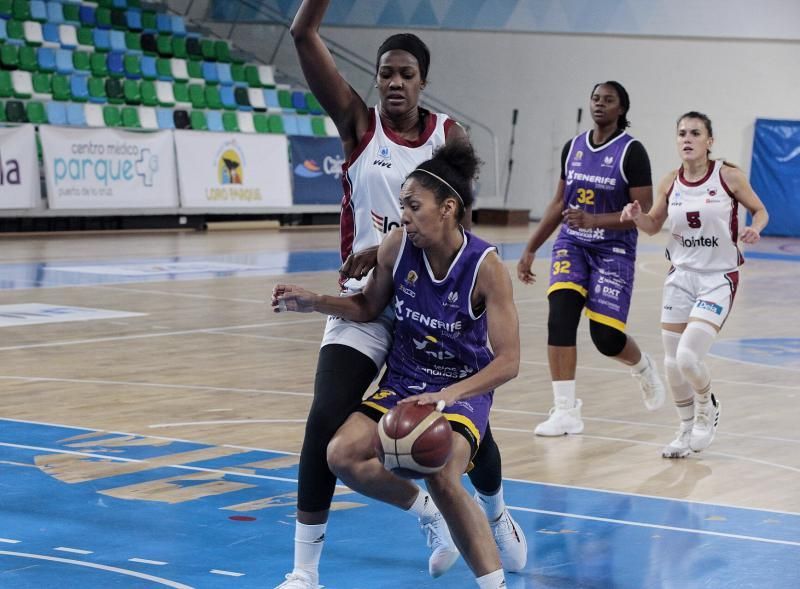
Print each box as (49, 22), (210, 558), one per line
(620, 200), (642, 223)
(271, 284), (318, 313)
(340, 246), (378, 280)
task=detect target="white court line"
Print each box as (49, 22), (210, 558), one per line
(55, 547), (93, 555)
(0, 551), (193, 588)
(515, 506), (800, 548)
(90, 284), (265, 304)
(0, 318), (323, 352)
(0, 538), (21, 544)
(129, 558), (168, 565)
(210, 569), (245, 577)
(205, 330), (322, 345)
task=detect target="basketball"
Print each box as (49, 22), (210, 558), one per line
(375, 403), (453, 479)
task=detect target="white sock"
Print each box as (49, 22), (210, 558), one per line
(475, 487), (505, 522)
(406, 489), (437, 519)
(631, 352), (650, 373)
(293, 521), (326, 581)
(476, 569), (506, 588)
(552, 380), (576, 407)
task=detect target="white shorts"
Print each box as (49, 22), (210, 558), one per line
(320, 305), (395, 368)
(661, 267), (740, 327)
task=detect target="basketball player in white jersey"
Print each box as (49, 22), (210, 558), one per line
(621, 111), (768, 458)
(278, 2), (525, 587)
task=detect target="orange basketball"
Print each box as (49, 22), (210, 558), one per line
(375, 403), (452, 479)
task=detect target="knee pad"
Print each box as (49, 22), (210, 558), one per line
(675, 322), (716, 390)
(589, 320), (627, 357)
(547, 289), (584, 347)
(663, 356), (685, 387)
(675, 344), (709, 390)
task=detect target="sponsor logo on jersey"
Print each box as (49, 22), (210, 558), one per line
(373, 145), (392, 168)
(602, 155), (614, 167)
(706, 198), (721, 204)
(674, 234), (720, 248)
(371, 210), (400, 233)
(696, 299), (722, 315)
(394, 297), (462, 333)
(565, 169), (617, 187)
(444, 291), (460, 308)
(707, 188), (717, 196)
(612, 247), (626, 255)
(398, 284), (416, 298)
(555, 249), (569, 258)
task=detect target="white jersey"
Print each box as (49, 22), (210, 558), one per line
(665, 160), (743, 272)
(339, 106), (453, 292)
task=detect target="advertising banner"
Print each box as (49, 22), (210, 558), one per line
(40, 126), (178, 209)
(289, 136), (345, 205)
(174, 131), (292, 208)
(0, 124), (41, 209)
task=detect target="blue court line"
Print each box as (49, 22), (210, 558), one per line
(1, 419), (799, 588)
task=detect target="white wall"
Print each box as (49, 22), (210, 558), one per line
(319, 27), (800, 216)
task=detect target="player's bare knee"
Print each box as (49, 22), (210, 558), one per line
(326, 434), (354, 478)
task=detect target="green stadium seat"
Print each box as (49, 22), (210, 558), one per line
(231, 63), (246, 84)
(311, 116), (327, 137)
(0, 0), (12, 18)
(156, 58), (172, 80)
(73, 51), (91, 72)
(121, 106), (140, 128)
(123, 79), (140, 104)
(172, 36), (187, 59)
(214, 40), (231, 63)
(306, 93), (324, 115)
(187, 59), (203, 80)
(19, 46), (39, 72)
(5, 99), (27, 122)
(52, 75), (71, 101)
(124, 54), (141, 78)
(157, 34), (173, 57)
(88, 76), (106, 102)
(173, 81), (189, 105)
(106, 77), (124, 104)
(267, 113), (284, 134)
(32, 71), (51, 96)
(188, 83), (206, 109)
(141, 11), (157, 32)
(222, 111), (238, 132)
(5, 19), (25, 42)
(1, 44), (19, 69)
(277, 89), (292, 110)
(12, 0), (31, 21)
(90, 53), (109, 77)
(253, 113), (269, 133)
(244, 65), (260, 88)
(103, 105), (121, 127)
(96, 7), (112, 29)
(201, 39), (216, 61)
(140, 80), (158, 106)
(26, 101), (47, 124)
(0, 101), (5, 123)
(63, 5), (81, 25)
(0, 71), (11, 98)
(189, 110), (207, 130)
(125, 31), (141, 52)
(204, 85), (222, 109)
(77, 26), (94, 48)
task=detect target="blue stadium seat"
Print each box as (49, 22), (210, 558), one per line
(140, 55), (157, 79)
(37, 47), (56, 72)
(70, 74), (90, 101)
(46, 101), (68, 125)
(30, 1), (47, 22)
(79, 5), (96, 27)
(206, 110), (223, 132)
(93, 28), (111, 51)
(282, 114), (299, 135)
(297, 115), (313, 136)
(110, 30), (126, 52)
(66, 103), (86, 126)
(156, 108), (175, 129)
(170, 16), (186, 36)
(107, 52), (125, 76)
(46, 2), (64, 24)
(42, 23), (61, 45)
(264, 89), (279, 109)
(156, 14), (172, 34)
(201, 62), (219, 84)
(0, 20), (7, 42)
(291, 90), (307, 112)
(125, 10), (142, 31)
(217, 62), (232, 86)
(220, 86), (236, 109)
(55, 49), (74, 74)
(112, 0), (127, 7)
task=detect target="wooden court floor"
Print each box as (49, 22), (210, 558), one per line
(0, 224), (798, 513)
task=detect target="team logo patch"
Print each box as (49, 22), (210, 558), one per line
(405, 270), (418, 285)
(378, 146), (391, 159)
(575, 150), (583, 161)
(696, 299), (723, 315)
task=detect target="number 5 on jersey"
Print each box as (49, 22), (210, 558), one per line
(686, 211), (702, 228)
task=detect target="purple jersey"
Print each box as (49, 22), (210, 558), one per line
(380, 230), (496, 397)
(560, 131), (639, 255)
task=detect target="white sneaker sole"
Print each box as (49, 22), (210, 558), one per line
(690, 403), (721, 453)
(534, 422), (584, 437)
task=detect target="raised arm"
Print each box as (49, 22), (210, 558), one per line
(621, 171), (673, 235)
(272, 229), (402, 320)
(720, 165), (769, 243)
(290, 0), (370, 152)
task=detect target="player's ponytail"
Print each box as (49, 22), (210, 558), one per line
(407, 141), (481, 221)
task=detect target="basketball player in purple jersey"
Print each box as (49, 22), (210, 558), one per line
(622, 112), (768, 457)
(274, 143), (518, 588)
(278, 2), (525, 587)
(517, 81), (666, 436)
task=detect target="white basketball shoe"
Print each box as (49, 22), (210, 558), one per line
(275, 571), (319, 589)
(690, 394), (720, 452)
(488, 509), (528, 572)
(661, 421), (693, 458)
(420, 511), (460, 577)
(632, 353), (666, 411)
(534, 398), (584, 436)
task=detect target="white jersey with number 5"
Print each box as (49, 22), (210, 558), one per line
(665, 160), (744, 272)
(339, 106), (453, 292)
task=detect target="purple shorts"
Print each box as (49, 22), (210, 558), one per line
(359, 386), (492, 457)
(547, 237), (635, 331)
